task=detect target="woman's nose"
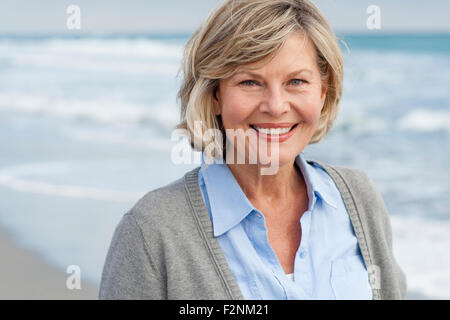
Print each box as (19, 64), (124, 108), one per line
(259, 86), (290, 117)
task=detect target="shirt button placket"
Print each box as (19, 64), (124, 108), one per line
(295, 210), (313, 298)
(299, 250), (307, 259)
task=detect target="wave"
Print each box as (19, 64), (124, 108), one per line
(397, 109), (450, 133)
(391, 214), (450, 299)
(0, 38), (183, 75)
(0, 37), (184, 59)
(0, 92), (179, 129)
(0, 162), (141, 203)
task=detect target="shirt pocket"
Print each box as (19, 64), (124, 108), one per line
(330, 254), (373, 300)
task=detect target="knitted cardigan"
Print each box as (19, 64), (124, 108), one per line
(99, 160), (407, 300)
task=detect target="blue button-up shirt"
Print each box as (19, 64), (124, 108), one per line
(198, 152), (372, 300)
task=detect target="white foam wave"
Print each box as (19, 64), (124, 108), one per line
(397, 109), (450, 133)
(0, 38), (183, 74)
(391, 214), (450, 299)
(42, 38), (184, 59)
(334, 107), (388, 134)
(0, 92), (179, 128)
(0, 162), (141, 203)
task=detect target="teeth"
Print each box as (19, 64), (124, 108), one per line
(253, 126), (293, 135)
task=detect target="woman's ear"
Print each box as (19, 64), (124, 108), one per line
(214, 86), (218, 99)
(212, 87), (221, 115)
(320, 81), (328, 102)
(320, 70), (329, 102)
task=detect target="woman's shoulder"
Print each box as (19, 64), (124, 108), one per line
(306, 158), (376, 192)
(306, 158), (387, 211)
(307, 158), (367, 179)
(124, 167), (200, 226)
(308, 158), (390, 221)
(305, 159), (406, 298)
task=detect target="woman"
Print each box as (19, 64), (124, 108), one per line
(99, 0), (406, 300)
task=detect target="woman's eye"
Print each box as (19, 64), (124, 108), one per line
(240, 80), (257, 86)
(239, 79), (306, 87)
(290, 79), (306, 85)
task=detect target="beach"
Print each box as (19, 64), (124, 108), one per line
(0, 227), (98, 299)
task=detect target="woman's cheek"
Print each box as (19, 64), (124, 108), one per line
(302, 94), (324, 121)
(225, 99), (254, 126)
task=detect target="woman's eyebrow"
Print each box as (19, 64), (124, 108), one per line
(234, 68), (313, 78)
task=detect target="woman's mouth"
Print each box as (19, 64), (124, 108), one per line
(249, 122), (299, 142)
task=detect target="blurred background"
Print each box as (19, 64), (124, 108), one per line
(0, 0), (449, 299)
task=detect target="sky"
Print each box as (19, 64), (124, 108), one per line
(0, 0), (449, 34)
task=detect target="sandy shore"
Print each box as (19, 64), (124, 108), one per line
(0, 227), (98, 300)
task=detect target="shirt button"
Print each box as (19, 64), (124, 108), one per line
(256, 213), (262, 218)
(299, 250), (307, 258)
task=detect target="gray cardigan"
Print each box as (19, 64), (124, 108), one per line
(99, 159), (407, 300)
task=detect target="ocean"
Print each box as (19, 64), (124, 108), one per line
(0, 33), (448, 299)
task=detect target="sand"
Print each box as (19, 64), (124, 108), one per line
(0, 227), (99, 300)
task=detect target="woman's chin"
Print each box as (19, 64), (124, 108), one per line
(226, 147), (296, 169)
(257, 151), (295, 168)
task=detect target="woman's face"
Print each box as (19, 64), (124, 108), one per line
(213, 32), (328, 169)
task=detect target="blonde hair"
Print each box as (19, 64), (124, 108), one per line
(176, 0), (344, 157)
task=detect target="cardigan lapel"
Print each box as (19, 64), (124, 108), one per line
(184, 166), (245, 300)
(307, 159), (381, 300)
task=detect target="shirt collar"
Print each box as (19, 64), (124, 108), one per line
(200, 155), (255, 237)
(295, 153), (339, 211)
(200, 152), (338, 237)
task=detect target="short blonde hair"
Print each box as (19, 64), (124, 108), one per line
(176, 0), (344, 157)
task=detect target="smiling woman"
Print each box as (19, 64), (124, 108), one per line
(99, 0), (407, 300)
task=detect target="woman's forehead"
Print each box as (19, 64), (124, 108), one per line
(236, 34), (316, 67)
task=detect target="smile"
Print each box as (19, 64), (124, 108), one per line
(249, 122), (299, 142)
